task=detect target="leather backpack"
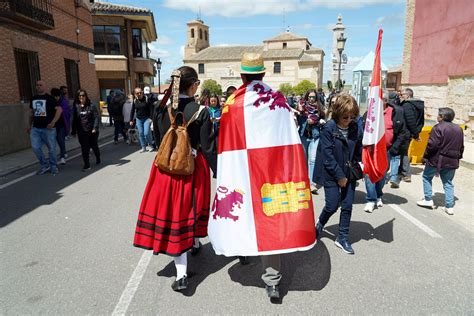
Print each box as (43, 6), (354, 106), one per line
(154, 105), (204, 176)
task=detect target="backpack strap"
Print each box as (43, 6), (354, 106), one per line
(186, 105), (206, 127)
(167, 105), (180, 127)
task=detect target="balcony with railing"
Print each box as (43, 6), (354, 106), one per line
(0, 0), (55, 29)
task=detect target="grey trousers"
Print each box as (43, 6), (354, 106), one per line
(400, 155), (411, 177)
(261, 255), (282, 286)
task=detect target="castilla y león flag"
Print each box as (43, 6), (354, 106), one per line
(208, 81), (316, 256)
(362, 29), (388, 183)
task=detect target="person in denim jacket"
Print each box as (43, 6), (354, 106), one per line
(313, 94), (362, 255)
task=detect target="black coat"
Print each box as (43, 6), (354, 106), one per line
(389, 103), (411, 156)
(423, 121), (464, 170)
(402, 99), (424, 139)
(313, 119), (363, 187)
(154, 97), (217, 175)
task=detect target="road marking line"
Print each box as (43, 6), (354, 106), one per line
(389, 204), (442, 238)
(112, 251), (153, 316)
(0, 140), (114, 190)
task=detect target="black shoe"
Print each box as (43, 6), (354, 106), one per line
(82, 165), (91, 172)
(239, 256), (249, 265)
(190, 242), (201, 256)
(265, 285), (280, 299)
(171, 276), (188, 292)
(335, 237), (355, 255)
(96, 158), (101, 165)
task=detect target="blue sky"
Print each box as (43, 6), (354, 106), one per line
(101, 0), (406, 84)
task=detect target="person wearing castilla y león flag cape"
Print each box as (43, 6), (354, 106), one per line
(208, 52), (316, 301)
(363, 29), (388, 183)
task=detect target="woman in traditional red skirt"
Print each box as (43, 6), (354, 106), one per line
(133, 66), (217, 291)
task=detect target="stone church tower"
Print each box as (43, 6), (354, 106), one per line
(184, 19), (210, 60)
(331, 15), (346, 84)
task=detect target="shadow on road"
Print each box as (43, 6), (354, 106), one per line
(323, 219), (395, 245)
(432, 192), (458, 207)
(227, 241), (331, 303)
(156, 240), (331, 303)
(0, 143), (138, 227)
(409, 166), (424, 175)
(156, 243), (235, 297)
(352, 190), (408, 205)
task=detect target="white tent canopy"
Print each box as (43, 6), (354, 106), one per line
(353, 51), (388, 72)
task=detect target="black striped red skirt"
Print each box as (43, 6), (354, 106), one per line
(133, 152), (210, 256)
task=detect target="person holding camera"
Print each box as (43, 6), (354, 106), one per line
(297, 89), (326, 194)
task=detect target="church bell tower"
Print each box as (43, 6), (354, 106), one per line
(184, 19), (210, 60)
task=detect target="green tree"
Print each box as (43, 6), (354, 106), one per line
(293, 80), (316, 96)
(327, 80), (333, 91)
(201, 79), (222, 96)
(278, 83), (293, 96)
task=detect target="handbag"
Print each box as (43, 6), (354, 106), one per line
(346, 161), (363, 181)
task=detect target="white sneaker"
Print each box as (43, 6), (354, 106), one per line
(377, 198), (383, 207)
(364, 202), (375, 213)
(444, 207), (454, 215)
(59, 157), (66, 165)
(417, 199), (434, 209)
(139, 148), (146, 153)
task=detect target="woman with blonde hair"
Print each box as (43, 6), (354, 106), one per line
(133, 66), (216, 291)
(313, 94), (362, 255)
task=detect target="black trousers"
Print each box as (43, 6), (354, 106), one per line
(78, 130), (100, 167)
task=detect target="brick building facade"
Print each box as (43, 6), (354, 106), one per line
(0, 0), (99, 155)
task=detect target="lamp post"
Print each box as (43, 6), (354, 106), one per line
(336, 33), (346, 91)
(156, 58), (162, 94)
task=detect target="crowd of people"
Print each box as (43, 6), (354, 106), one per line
(27, 54), (464, 301)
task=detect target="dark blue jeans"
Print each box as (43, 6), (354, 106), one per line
(318, 181), (356, 240)
(114, 120), (127, 142)
(56, 126), (66, 158)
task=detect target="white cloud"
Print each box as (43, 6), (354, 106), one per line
(156, 35), (173, 45)
(148, 42), (171, 59)
(374, 12), (405, 27)
(162, 0), (404, 17)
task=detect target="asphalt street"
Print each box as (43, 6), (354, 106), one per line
(1, 140), (473, 314)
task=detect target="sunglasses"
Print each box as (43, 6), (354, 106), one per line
(342, 116), (356, 120)
(79, 94), (86, 97)
(308, 96), (317, 99)
(194, 80), (201, 86)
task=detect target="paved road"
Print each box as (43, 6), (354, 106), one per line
(1, 142), (473, 314)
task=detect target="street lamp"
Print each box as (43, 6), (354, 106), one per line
(336, 33), (346, 91)
(156, 58), (162, 94)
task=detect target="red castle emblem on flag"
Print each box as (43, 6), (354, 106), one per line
(212, 186), (245, 221)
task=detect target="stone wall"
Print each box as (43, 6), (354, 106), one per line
(0, 104), (31, 156)
(446, 76), (474, 137)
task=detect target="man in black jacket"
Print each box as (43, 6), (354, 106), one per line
(399, 88), (424, 182)
(109, 91), (128, 144)
(387, 92), (411, 188)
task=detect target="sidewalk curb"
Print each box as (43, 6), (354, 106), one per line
(460, 160), (474, 170)
(0, 131), (114, 178)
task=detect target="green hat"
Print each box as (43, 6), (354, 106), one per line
(240, 52), (266, 74)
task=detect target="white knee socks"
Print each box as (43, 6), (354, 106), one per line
(174, 252), (187, 280)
